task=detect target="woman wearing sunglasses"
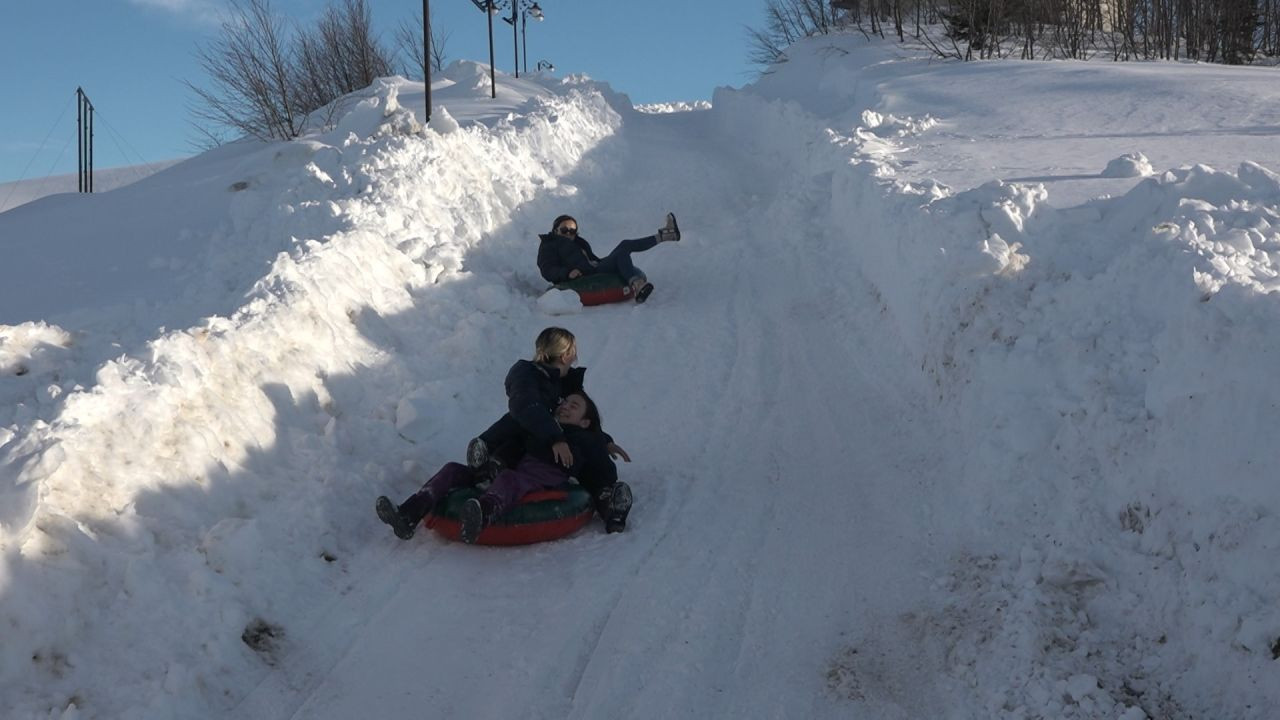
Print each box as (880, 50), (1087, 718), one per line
(536, 212), (680, 303)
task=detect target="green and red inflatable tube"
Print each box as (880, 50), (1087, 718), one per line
(425, 484), (594, 546)
(554, 274), (634, 306)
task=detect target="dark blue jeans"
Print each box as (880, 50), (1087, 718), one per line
(591, 235), (657, 284)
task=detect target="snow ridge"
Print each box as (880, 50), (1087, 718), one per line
(711, 52), (1280, 717)
(0, 83), (620, 719)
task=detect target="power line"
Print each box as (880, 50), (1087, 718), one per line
(0, 94), (75, 213)
(96, 109), (155, 184)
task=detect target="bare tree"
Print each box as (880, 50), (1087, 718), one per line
(294, 0), (395, 113)
(740, 0), (1277, 66)
(189, 0), (409, 145)
(186, 0), (301, 143)
(748, 0), (846, 67)
(395, 8), (451, 79)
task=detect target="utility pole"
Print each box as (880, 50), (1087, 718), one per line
(76, 87), (94, 193)
(423, 0), (431, 123)
(511, 0), (519, 77)
(487, 0), (496, 97)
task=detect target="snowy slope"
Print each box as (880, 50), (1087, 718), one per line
(2, 38), (1279, 720)
(0, 161), (180, 215)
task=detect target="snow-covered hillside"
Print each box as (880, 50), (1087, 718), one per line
(2, 38), (1278, 720)
(0, 161), (180, 215)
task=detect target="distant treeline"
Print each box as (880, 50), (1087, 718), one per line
(750, 0), (1280, 64)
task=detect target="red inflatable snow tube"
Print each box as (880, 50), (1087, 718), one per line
(554, 274), (634, 306)
(424, 485), (594, 546)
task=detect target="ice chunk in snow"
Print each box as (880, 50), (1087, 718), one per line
(1064, 674), (1099, 702)
(537, 288), (584, 315)
(396, 392), (437, 444)
(430, 106), (460, 135)
(200, 518), (263, 575)
(1102, 152), (1154, 178)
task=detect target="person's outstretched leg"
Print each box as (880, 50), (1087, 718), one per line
(597, 214), (677, 302)
(595, 237), (656, 282)
(377, 462), (476, 540)
(460, 456), (569, 543)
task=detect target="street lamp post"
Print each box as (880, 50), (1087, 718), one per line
(469, 0), (498, 98)
(510, 0), (519, 77)
(523, 3), (543, 75)
(503, 1), (544, 77)
(423, 0), (431, 123)
(486, 0), (496, 97)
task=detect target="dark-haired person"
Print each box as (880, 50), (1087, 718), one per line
(464, 326), (628, 482)
(537, 212), (680, 303)
(374, 391), (633, 543)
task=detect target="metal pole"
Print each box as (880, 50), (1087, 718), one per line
(487, 0), (496, 98)
(88, 103), (94, 192)
(423, 0), (431, 124)
(522, 11), (528, 74)
(512, 1), (519, 78)
(77, 88), (83, 193)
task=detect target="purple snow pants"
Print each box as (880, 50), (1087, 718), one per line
(406, 457), (569, 522)
(483, 455), (571, 517)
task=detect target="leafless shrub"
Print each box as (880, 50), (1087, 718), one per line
(748, 0), (847, 67)
(188, 0), (401, 145)
(294, 0), (395, 115)
(187, 0), (300, 144)
(395, 7), (451, 79)
(748, 0), (1280, 68)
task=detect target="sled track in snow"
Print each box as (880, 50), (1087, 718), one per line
(227, 541), (442, 720)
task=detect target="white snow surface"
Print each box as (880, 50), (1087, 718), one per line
(1102, 152), (1155, 178)
(2, 40), (1279, 720)
(0, 160), (181, 214)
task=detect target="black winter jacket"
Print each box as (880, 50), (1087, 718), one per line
(504, 359), (586, 447)
(527, 425), (618, 495)
(537, 232), (601, 284)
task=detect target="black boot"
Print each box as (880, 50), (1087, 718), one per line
(460, 495), (499, 545)
(376, 496), (417, 540)
(597, 482), (633, 534)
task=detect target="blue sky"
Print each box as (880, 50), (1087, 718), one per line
(0, 0), (764, 184)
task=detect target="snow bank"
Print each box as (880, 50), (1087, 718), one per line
(711, 34), (1280, 719)
(635, 100), (712, 114)
(0, 77), (620, 719)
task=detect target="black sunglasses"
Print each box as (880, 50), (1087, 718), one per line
(557, 226), (578, 236)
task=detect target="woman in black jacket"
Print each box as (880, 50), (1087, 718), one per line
(537, 212), (680, 303)
(374, 391), (634, 543)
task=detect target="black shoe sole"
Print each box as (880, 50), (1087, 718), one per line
(376, 496), (415, 540)
(635, 283), (654, 304)
(466, 438), (489, 469)
(460, 498), (485, 545)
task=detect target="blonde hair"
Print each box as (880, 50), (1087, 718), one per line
(533, 327), (576, 364)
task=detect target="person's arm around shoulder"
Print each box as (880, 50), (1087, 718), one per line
(504, 361), (567, 447)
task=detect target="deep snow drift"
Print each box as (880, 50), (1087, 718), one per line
(2, 38), (1278, 720)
